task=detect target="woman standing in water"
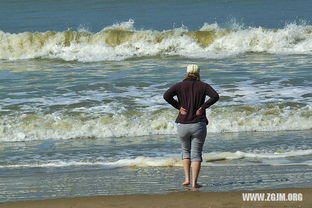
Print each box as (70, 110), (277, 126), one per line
(163, 64), (219, 189)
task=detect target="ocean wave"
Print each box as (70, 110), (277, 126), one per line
(1, 20), (312, 62)
(2, 149), (312, 168)
(0, 104), (311, 142)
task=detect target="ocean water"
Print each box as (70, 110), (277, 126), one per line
(1, 0), (312, 202)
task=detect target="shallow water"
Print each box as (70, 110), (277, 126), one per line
(1, 131), (312, 202)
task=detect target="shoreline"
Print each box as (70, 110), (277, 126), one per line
(1, 187), (311, 208)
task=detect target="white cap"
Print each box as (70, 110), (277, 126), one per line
(187, 64), (200, 74)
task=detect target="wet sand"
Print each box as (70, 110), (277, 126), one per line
(0, 188), (311, 208)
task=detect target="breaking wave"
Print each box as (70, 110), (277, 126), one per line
(0, 104), (311, 142)
(1, 20), (312, 62)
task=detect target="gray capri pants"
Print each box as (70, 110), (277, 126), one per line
(177, 122), (207, 162)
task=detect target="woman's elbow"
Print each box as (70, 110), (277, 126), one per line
(214, 94), (220, 102)
(163, 93), (170, 102)
(163, 93), (168, 101)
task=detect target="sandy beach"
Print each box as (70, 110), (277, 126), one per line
(0, 188), (311, 208)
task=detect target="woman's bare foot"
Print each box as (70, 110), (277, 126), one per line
(192, 183), (202, 189)
(182, 181), (190, 186)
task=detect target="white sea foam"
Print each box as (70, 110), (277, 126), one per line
(1, 21), (312, 62)
(0, 104), (311, 142)
(205, 149), (312, 161)
(207, 23), (312, 55)
(2, 149), (312, 168)
(219, 78), (312, 106)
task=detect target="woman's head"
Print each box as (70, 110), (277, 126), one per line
(185, 64), (200, 80)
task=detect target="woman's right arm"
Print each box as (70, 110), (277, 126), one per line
(201, 83), (219, 110)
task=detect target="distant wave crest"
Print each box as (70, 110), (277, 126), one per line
(1, 20), (312, 62)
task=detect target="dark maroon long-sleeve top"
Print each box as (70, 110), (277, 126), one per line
(163, 78), (219, 124)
